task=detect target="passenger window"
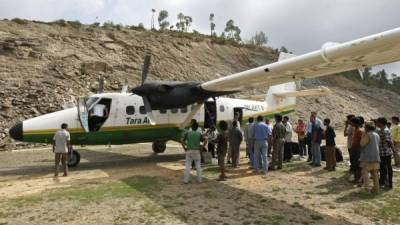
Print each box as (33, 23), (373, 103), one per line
(126, 106), (135, 115)
(219, 105), (225, 112)
(171, 108), (178, 114)
(139, 106), (146, 114)
(180, 107), (188, 113)
(160, 109), (167, 114)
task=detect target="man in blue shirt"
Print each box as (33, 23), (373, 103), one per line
(252, 115), (272, 174)
(306, 112), (322, 162)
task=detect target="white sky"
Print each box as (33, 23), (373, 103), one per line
(0, 0), (399, 75)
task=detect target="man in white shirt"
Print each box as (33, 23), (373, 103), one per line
(90, 103), (109, 131)
(53, 123), (71, 177)
(283, 116), (293, 162)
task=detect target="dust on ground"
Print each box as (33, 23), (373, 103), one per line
(0, 140), (399, 225)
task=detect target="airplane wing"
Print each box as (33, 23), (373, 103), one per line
(201, 27), (400, 92)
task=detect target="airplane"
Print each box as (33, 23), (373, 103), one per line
(8, 27), (400, 167)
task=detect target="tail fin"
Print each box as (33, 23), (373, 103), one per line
(265, 52), (297, 111)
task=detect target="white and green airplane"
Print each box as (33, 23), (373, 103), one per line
(9, 27), (400, 167)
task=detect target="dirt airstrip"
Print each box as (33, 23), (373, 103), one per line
(0, 140), (399, 225)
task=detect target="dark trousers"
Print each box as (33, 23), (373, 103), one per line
(208, 143), (216, 158)
(298, 138), (307, 156)
(284, 142), (293, 161)
(379, 155), (393, 187)
(306, 134), (312, 160)
(349, 150), (361, 180)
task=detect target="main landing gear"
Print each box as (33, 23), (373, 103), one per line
(152, 141), (167, 154)
(68, 150), (81, 167)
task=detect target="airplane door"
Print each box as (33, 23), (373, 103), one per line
(204, 101), (217, 128)
(77, 97), (90, 133)
(233, 107), (243, 126)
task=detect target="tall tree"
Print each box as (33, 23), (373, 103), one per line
(158, 10), (170, 30)
(280, 46), (289, 53)
(151, 9), (156, 29)
(249, 31), (268, 46)
(184, 16), (192, 32)
(224, 19), (241, 42)
(176, 12), (186, 32)
(209, 13), (216, 36)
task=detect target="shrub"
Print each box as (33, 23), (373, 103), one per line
(11, 18), (28, 25)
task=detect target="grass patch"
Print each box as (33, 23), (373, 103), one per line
(280, 161), (309, 173)
(6, 176), (165, 208)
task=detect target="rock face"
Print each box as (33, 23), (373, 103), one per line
(0, 20), (399, 150)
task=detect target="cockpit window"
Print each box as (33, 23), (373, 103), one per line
(86, 97), (100, 111)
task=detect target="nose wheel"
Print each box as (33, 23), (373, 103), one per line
(68, 150), (81, 167)
(152, 141), (166, 154)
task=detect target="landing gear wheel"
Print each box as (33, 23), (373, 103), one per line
(152, 141), (166, 154)
(68, 150), (81, 167)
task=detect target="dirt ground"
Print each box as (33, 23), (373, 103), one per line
(0, 137), (399, 225)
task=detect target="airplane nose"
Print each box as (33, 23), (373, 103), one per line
(9, 122), (23, 141)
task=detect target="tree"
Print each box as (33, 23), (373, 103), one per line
(280, 46), (289, 53)
(158, 10), (170, 30)
(248, 31), (268, 46)
(209, 13), (216, 36)
(138, 23), (144, 29)
(176, 12), (186, 32)
(224, 19), (241, 42)
(151, 9), (156, 29)
(184, 16), (192, 32)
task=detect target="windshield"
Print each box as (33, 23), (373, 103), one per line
(85, 97), (100, 111)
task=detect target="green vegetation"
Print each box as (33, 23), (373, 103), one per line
(341, 68), (400, 95)
(247, 31), (268, 47)
(11, 18), (29, 25)
(158, 9), (170, 31)
(224, 19), (241, 42)
(7, 176), (165, 207)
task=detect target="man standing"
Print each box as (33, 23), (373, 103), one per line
(53, 123), (71, 177)
(323, 119), (336, 171)
(227, 113), (241, 164)
(206, 125), (218, 158)
(349, 117), (363, 182)
(344, 114), (355, 174)
(182, 122), (207, 184)
(310, 117), (323, 167)
(283, 116), (293, 162)
(229, 121), (243, 168)
(391, 116), (400, 167)
(266, 119), (273, 157)
(271, 114), (286, 170)
(252, 115), (271, 174)
(244, 117), (255, 167)
(295, 119), (307, 158)
(306, 112), (322, 162)
(376, 117), (394, 189)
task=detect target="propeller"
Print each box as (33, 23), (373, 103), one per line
(135, 54), (155, 125)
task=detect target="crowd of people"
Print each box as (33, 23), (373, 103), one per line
(181, 112), (400, 194)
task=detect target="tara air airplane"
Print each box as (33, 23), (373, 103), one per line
(9, 27), (400, 167)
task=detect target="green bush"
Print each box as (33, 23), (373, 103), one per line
(11, 18), (28, 25)
(68, 20), (82, 28)
(51, 19), (67, 27)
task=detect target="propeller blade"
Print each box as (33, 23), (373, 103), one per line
(143, 96), (155, 125)
(141, 55), (151, 85)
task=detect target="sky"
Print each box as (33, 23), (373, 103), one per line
(0, 0), (399, 75)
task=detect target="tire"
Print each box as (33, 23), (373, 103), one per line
(152, 141), (166, 154)
(68, 150), (81, 167)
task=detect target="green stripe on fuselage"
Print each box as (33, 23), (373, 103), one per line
(22, 109), (295, 145)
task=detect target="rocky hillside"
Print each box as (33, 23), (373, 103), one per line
(0, 20), (399, 150)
